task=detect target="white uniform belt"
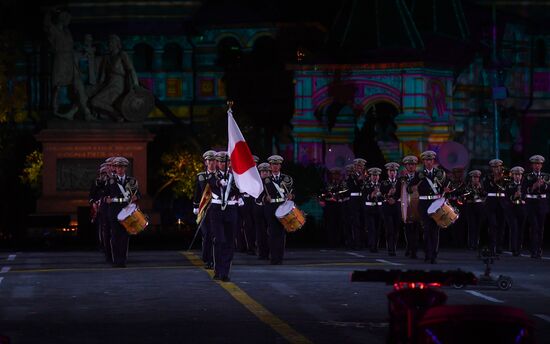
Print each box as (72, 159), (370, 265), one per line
(418, 195), (441, 200)
(365, 201), (383, 206)
(211, 199), (238, 205)
(350, 192), (362, 196)
(270, 198), (285, 203)
(526, 194), (547, 199)
(467, 199), (484, 203)
(243, 194), (250, 198)
(487, 193), (505, 197)
(111, 198), (129, 203)
(338, 197), (350, 202)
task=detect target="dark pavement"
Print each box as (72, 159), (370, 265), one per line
(0, 248), (549, 343)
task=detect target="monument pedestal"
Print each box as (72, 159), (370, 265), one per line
(35, 122), (156, 224)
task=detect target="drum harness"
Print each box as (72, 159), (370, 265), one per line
(271, 180), (287, 204)
(113, 182), (131, 204)
(419, 176), (441, 201)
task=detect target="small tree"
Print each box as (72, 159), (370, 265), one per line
(156, 149), (203, 200)
(20, 150), (43, 192)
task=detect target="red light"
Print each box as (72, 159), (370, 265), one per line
(393, 282), (442, 290)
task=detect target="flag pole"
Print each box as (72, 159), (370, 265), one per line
(222, 100), (234, 209)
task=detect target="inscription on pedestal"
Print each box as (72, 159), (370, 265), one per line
(56, 159), (133, 191)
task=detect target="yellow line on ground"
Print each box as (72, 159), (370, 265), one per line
(8, 265), (194, 274)
(181, 251), (312, 344)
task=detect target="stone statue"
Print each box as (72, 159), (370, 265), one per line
(81, 34), (97, 87)
(43, 8), (94, 121)
(89, 34), (143, 122)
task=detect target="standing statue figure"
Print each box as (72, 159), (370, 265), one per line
(43, 8), (94, 120)
(90, 35), (140, 122)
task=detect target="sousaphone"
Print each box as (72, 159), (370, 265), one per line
(438, 141), (470, 172)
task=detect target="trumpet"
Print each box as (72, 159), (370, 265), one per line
(459, 182), (485, 203)
(492, 168), (511, 191)
(511, 183), (523, 205)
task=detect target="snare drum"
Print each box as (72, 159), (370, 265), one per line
(275, 200), (306, 233)
(427, 198), (459, 228)
(117, 203), (149, 235)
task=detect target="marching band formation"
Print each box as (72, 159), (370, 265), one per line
(87, 149), (548, 279)
(193, 152), (296, 282)
(320, 151), (549, 262)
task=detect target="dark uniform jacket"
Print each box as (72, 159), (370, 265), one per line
(106, 175), (140, 220)
(208, 170), (241, 203)
(380, 178), (402, 204)
(320, 181), (347, 203)
(505, 181), (525, 205)
(264, 173), (293, 202)
(483, 174), (509, 208)
(522, 172), (549, 197)
(345, 172), (365, 197)
(408, 168), (446, 197)
(193, 170), (217, 208)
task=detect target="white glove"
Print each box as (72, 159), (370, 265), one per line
(193, 208), (199, 215)
(238, 198), (244, 207)
(220, 179), (228, 187)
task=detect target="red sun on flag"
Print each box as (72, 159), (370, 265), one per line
(230, 141), (255, 174)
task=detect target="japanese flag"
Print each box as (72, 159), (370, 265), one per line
(227, 109), (264, 198)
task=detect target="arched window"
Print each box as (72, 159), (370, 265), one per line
(535, 38), (546, 67)
(133, 43), (154, 72)
(216, 37), (241, 68)
(162, 43), (182, 71)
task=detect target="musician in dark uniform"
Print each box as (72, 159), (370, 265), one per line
(483, 159), (510, 255)
(192, 150), (217, 269)
(208, 151), (241, 281)
(320, 167), (345, 247)
(505, 166), (526, 256)
(255, 162), (271, 260)
(409, 151), (449, 264)
(401, 155), (420, 259)
(463, 170), (486, 251)
(523, 155), (549, 259)
(105, 157), (140, 267)
(263, 155), (294, 265)
(345, 158), (367, 249)
(381, 162), (401, 256)
(237, 155), (260, 255)
(364, 167), (384, 253)
(447, 167), (467, 248)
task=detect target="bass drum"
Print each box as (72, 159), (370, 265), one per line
(117, 203), (149, 235)
(427, 198), (459, 229)
(401, 183), (421, 223)
(275, 200), (306, 233)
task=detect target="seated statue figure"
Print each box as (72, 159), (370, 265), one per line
(90, 35), (139, 121)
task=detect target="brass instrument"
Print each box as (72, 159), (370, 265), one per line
(493, 167), (511, 191)
(459, 181), (485, 203)
(384, 180), (398, 204)
(369, 183), (384, 201)
(511, 183), (523, 205)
